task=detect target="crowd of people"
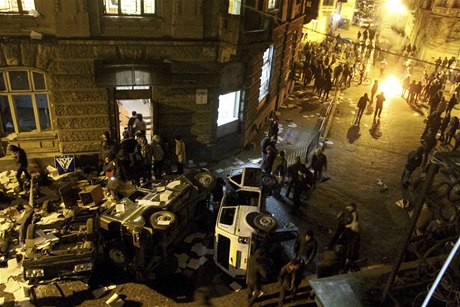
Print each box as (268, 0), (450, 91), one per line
(100, 110), (187, 198)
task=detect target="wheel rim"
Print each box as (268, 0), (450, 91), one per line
(109, 248), (125, 264)
(258, 215), (276, 228)
(156, 214), (172, 223)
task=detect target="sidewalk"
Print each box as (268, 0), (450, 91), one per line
(207, 81), (331, 177)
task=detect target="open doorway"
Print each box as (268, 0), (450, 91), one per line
(117, 99), (153, 141)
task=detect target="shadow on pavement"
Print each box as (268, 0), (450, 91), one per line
(347, 125), (361, 143)
(369, 118), (382, 139)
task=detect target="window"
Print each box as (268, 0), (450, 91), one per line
(323, 0), (334, 6)
(217, 91), (240, 126)
(0, 70), (51, 134)
(259, 46), (274, 102)
(268, 0), (277, 10)
(103, 0), (155, 15)
(219, 208), (236, 226)
(228, 0), (242, 15)
(0, 0), (34, 13)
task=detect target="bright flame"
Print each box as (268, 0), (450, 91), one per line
(386, 0), (407, 14)
(332, 13), (341, 22)
(380, 75), (402, 98)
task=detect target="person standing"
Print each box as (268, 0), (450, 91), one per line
(295, 230), (318, 272)
(268, 117), (279, 140)
(444, 116), (459, 145)
(374, 92), (386, 119)
(247, 249), (268, 307)
(379, 58), (388, 77)
(175, 135), (186, 174)
(291, 165), (312, 214)
(133, 113), (147, 136)
(8, 145), (31, 192)
(151, 135), (165, 180)
(285, 156), (305, 198)
(311, 148), (327, 186)
(355, 93), (369, 125)
(370, 80), (378, 105)
(271, 150), (287, 198)
(277, 260), (302, 306)
(446, 94), (458, 115)
(262, 146), (276, 174)
(136, 133), (153, 182)
(401, 75), (410, 99)
(357, 30), (361, 42)
(127, 111), (137, 133)
(329, 203), (358, 248)
(421, 130), (437, 168)
(401, 146), (424, 188)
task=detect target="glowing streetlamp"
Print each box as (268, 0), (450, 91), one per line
(386, 0), (407, 14)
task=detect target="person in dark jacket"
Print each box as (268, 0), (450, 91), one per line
(285, 156), (305, 198)
(370, 80), (378, 105)
(295, 230), (318, 272)
(8, 145), (31, 191)
(374, 92), (386, 119)
(355, 93), (370, 125)
(277, 260), (303, 306)
(311, 148), (327, 186)
(247, 249), (268, 307)
(401, 146), (424, 188)
(316, 245), (346, 278)
(262, 145), (276, 174)
(421, 130), (437, 167)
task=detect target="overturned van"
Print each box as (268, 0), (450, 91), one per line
(99, 169), (215, 280)
(214, 167), (298, 279)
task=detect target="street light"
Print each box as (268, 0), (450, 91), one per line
(385, 0), (407, 14)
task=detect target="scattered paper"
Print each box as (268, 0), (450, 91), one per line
(229, 281), (242, 292)
(288, 123), (297, 128)
(4, 280), (21, 294)
(106, 293), (124, 307)
(249, 158), (262, 164)
(214, 168), (224, 173)
(351, 111), (356, 114)
(115, 203), (125, 213)
(167, 180), (181, 189)
(159, 190), (173, 201)
(198, 256), (208, 265)
(187, 258), (201, 270)
(92, 285), (117, 298)
(198, 162), (208, 167)
(175, 253), (189, 269)
(324, 140), (334, 145)
(191, 242), (207, 257)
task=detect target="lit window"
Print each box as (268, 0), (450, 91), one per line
(217, 91), (240, 126)
(259, 46), (274, 102)
(103, 0), (156, 15)
(115, 70), (151, 90)
(0, 70), (51, 134)
(0, 0), (35, 13)
(268, 0), (277, 9)
(228, 0), (242, 15)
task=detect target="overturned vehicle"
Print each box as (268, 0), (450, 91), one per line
(100, 169), (215, 280)
(214, 167), (299, 279)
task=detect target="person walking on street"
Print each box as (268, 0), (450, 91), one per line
(401, 75), (410, 99)
(355, 93), (369, 125)
(175, 135), (186, 174)
(8, 145), (31, 192)
(329, 203), (358, 249)
(277, 260), (303, 306)
(370, 80), (378, 105)
(127, 111), (137, 134)
(268, 115), (279, 140)
(262, 145), (277, 174)
(291, 165), (312, 214)
(374, 92), (386, 119)
(446, 94), (458, 115)
(379, 58), (388, 77)
(311, 148), (327, 186)
(247, 249), (268, 307)
(444, 116), (459, 145)
(401, 146), (424, 188)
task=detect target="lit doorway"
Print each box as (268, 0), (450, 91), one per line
(117, 99), (153, 140)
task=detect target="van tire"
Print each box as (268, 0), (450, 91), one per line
(107, 243), (127, 266)
(195, 172), (216, 191)
(150, 211), (177, 230)
(247, 212), (277, 232)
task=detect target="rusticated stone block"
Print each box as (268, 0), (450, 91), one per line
(93, 46), (119, 61)
(49, 60), (94, 75)
(52, 89), (108, 104)
(1, 43), (20, 66)
(56, 45), (97, 59)
(60, 142), (100, 153)
(51, 75), (96, 89)
(54, 103), (108, 116)
(117, 46), (145, 61)
(56, 116), (109, 129)
(58, 129), (105, 142)
(20, 44), (38, 67)
(37, 45), (55, 69)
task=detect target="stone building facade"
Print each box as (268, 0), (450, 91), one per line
(409, 0), (460, 62)
(0, 0), (312, 163)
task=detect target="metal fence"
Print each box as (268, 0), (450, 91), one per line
(285, 89), (338, 166)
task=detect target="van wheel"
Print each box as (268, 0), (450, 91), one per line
(261, 175), (277, 188)
(246, 212), (277, 232)
(107, 244), (127, 266)
(195, 172), (216, 191)
(150, 211), (177, 230)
